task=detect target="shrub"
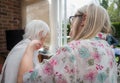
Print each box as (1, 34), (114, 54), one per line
(112, 22), (120, 38)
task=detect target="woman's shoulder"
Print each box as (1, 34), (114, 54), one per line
(67, 39), (109, 49)
(7, 39), (31, 55)
(68, 39), (95, 45)
(12, 39), (31, 48)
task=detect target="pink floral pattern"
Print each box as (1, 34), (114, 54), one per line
(84, 69), (98, 81)
(23, 33), (117, 83)
(92, 52), (101, 62)
(43, 63), (53, 75)
(49, 59), (58, 66)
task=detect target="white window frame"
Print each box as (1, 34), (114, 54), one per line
(49, 0), (67, 53)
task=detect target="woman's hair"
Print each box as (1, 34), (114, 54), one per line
(71, 3), (112, 40)
(23, 20), (50, 40)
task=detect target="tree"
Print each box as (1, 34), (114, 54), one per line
(99, 0), (109, 9)
(99, 0), (120, 22)
(107, 0), (120, 22)
(113, 0), (120, 17)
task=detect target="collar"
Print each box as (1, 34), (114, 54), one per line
(94, 32), (107, 40)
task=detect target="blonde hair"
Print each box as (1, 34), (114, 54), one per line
(71, 3), (112, 40)
(23, 20), (50, 40)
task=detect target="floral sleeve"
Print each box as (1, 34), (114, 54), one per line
(23, 60), (55, 83)
(23, 39), (118, 83)
(23, 45), (73, 83)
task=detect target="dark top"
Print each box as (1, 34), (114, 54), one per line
(106, 34), (119, 47)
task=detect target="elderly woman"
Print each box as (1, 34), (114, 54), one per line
(0, 20), (50, 83)
(18, 4), (117, 83)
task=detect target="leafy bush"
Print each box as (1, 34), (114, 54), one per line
(112, 22), (120, 44)
(67, 24), (70, 36)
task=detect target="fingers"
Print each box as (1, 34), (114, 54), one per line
(29, 40), (43, 50)
(35, 43), (42, 50)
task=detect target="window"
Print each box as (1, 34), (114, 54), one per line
(49, 0), (100, 53)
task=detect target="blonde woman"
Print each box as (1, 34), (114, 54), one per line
(18, 4), (117, 83)
(0, 20), (50, 83)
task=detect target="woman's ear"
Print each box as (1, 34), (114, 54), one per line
(80, 14), (86, 28)
(38, 31), (44, 43)
(39, 31), (46, 44)
(38, 31), (43, 37)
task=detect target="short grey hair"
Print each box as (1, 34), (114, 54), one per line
(23, 20), (50, 40)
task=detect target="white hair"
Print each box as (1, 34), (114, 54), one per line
(23, 20), (50, 40)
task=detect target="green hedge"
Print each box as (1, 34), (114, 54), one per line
(112, 22), (120, 38)
(67, 24), (70, 36)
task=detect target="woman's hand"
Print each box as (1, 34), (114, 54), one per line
(29, 40), (43, 51)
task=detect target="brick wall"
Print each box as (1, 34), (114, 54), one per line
(0, 0), (22, 55)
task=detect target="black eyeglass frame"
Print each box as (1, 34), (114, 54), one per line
(69, 15), (83, 25)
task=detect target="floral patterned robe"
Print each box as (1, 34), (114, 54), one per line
(23, 33), (117, 83)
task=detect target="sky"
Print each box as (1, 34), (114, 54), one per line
(67, 0), (100, 18)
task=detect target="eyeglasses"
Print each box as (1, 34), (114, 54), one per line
(69, 15), (83, 25)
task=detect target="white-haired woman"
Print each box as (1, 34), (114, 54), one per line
(0, 20), (50, 83)
(18, 4), (117, 83)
